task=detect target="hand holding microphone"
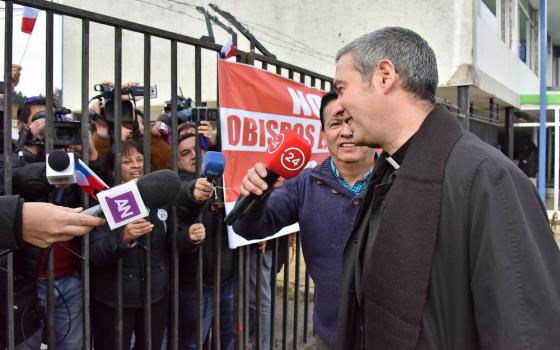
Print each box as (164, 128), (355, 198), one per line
(239, 162), (285, 197)
(224, 129), (312, 225)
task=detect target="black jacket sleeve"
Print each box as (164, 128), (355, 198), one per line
(176, 178), (205, 224)
(89, 223), (130, 267)
(12, 162), (51, 201)
(0, 195), (24, 250)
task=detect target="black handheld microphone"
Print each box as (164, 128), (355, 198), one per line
(224, 130), (311, 226)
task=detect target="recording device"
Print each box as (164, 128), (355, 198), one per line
(161, 96), (193, 124)
(46, 149), (76, 185)
(224, 130), (312, 225)
(83, 169), (182, 229)
(91, 83), (157, 124)
(202, 151), (226, 182)
(18, 107), (81, 149)
(191, 107), (219, 123)
(164, 96), (192, 113)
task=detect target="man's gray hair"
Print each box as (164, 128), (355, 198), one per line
(336, 27), (438, 103)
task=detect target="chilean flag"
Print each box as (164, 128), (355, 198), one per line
(219, 37), (237, 59)
(76, 159), (109, 199)
(21, 7), (39, 34)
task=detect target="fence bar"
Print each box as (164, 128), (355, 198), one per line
(282, 237), (289, 350)
(194, 46), (205, 350)
(243, 245), (250, 349)
(170, 39), (180, 350)
(233, 246), (243, 350)
(3, 2), (15, 349)
(255, 247), (263, 350)
(113, 25), (124, 350)
(293, 233), (301, 349)
(270, 239), (278, 350)
(303, 269), (310, 343)
(212, 205), (223, 350)
(143, 32), (153, 350)
(45, 10), (57, 350)
(80, 18), (92, 350)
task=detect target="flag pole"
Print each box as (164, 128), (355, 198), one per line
(19, 34), (32, 65)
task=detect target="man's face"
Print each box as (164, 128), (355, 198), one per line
(177, 136), (205, 173)
(323, 99), (374, 164)
(334, 53), (384, 147)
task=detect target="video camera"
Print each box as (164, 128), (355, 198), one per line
(91, 83), (145, 124)
(191, 107), (219, 123)
(18, 107), (81, 149)
(163, 96), (193, 124)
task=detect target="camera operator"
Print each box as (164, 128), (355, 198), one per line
(3, 108), (104, 349)
(89, 81), (172, 171)
(15, 96), (48, 164)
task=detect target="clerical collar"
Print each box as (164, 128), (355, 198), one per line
(380, 138), (411, 170)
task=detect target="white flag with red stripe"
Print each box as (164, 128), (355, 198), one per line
(21, 7), (39, 34)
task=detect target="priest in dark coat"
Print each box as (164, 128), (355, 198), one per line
(332, 26), (560, 350)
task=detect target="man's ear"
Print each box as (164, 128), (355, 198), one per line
(17, 120), (25, 130)
(376, 59), (398, 93)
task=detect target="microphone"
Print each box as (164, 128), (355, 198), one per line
(83, 169), (181, 229)
(224, 129), (311, 225)
(46, 150), (77, 185)
(203, 151), (226, 182)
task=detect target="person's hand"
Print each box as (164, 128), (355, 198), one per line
(123, 218), (153, 243)
(198, 121), (217, 148)
(193, 178), (213, 202)
(258, 241), (266, 252)
(11, 64), (22, 88)
(28, 118), (46, 138)
(188, 223), (205, 242)
(21, 203), (105, 248)
(151, 121), (169, 137)
(239, 162), (284, 197)
(94, 119), (109, 138)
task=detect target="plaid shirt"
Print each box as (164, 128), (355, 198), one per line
(330, 158), (372, 195)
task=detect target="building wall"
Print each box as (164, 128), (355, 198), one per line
(58, 0), (476, 110)
(475, 13), (539, 107)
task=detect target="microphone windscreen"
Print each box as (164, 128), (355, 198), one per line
(203, 151), (226, 178)
(264, 129), (312, 179)
(48, 150), (70, 171)
(137, 169), (181, 208)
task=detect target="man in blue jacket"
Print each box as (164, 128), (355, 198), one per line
(232, 92), (376, 348)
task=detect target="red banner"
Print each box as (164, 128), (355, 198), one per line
(218, 60), (328, 247)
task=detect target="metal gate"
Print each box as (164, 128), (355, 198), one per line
(1, 1), (332, 349)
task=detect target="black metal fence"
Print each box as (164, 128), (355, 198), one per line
(1, 1), (332, 349)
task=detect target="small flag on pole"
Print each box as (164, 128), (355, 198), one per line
(76, 159), (109, 199)
(219, 37), (237, 59)
(21, 7), (39, 34)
